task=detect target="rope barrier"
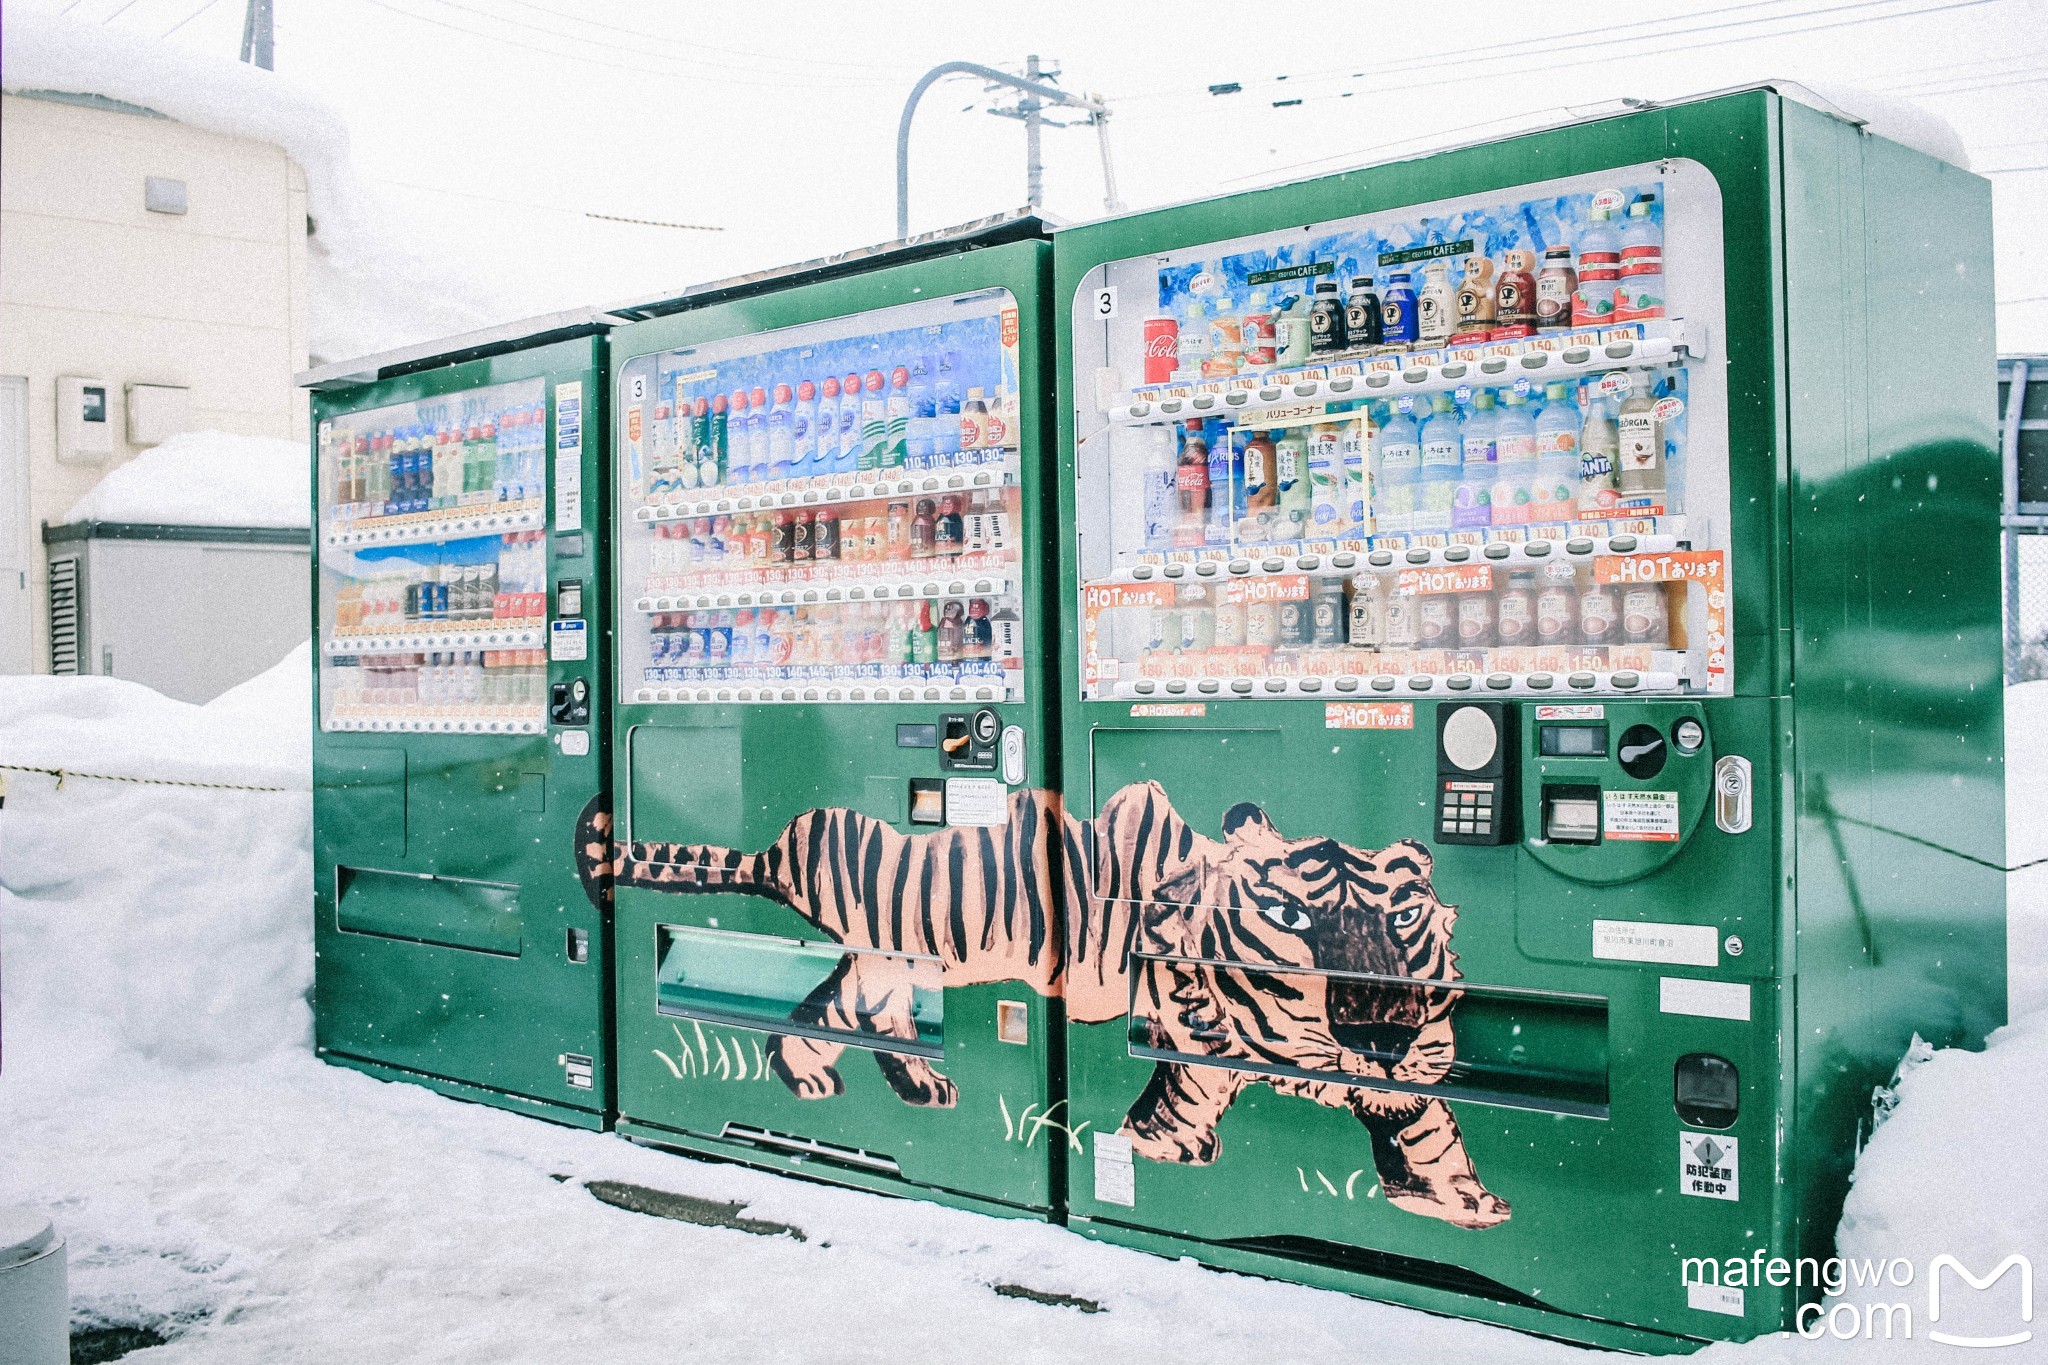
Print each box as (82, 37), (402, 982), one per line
(0, 762), (296, 795)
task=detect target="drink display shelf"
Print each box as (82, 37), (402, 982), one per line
(1110, 669), (1685, 700)
(1104, 533), (1680, 586)
(633, 463), (1016, 522)
(324, 500), (545, 549)
(631, 679), (1017, 706)
(323, 623), (545, 656)
(635, 571), (1014, 613)
(325, 714), (546, 735)
(1109, 321), (1701, 427)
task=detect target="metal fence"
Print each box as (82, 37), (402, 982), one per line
(2005, 357), (2048, 681)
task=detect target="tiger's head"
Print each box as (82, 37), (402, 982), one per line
(1144, 802), (1459, 1073)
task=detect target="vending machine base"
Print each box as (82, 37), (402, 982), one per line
(1068, 1217), (1703, 1355)
(323, 1053), (609, 1133)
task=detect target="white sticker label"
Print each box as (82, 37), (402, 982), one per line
(1680, 1132), (1739, 1201)
(1092, 285), (1120, 319)
(944, 778), (1008, 828)
(554, 381), (583, 533)
(1593, 919), (1718, 967)
(1604, 789), (1681, 841)
(1534, 704), (1604, 720)
(1094, 1131), (1135, 1208)
(550, 619), (588, 662)
(1660, 977), (1750, 1021)
(1688, 1281), (1745, 1316)
(558, 729), (590, 757)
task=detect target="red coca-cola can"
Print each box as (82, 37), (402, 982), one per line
(1142, 315), (1180, 384)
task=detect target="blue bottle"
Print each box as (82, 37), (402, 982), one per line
(1381, 272), (1419, 345)
(905, 354), (936, 469)
(932, 350), (963, 466)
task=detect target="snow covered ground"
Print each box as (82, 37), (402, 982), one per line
(1, 659), (2041, 1361)
(61, 431), (310, 530)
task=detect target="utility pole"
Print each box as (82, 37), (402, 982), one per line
(896, 58), (1122, 240)
(240, 0), (273, 70)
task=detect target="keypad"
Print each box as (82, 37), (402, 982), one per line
(1438, 781), (1497, 839)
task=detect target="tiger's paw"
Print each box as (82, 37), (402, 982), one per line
(1387, 1176), (1512, 1229)
(876, 1054), (959, 1108)
(768, 1042), (845, 1100)
(1123, 1120), (1221, 1166)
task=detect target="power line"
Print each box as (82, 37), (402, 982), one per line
(1115, 0), (2010, 113)
(366, 0), (901, 89)
(473, 0), (921, 77)
(160, 0), (224, 36)
(370, 175), (721, 230)
(2002, 294), (2048, 305)
(98, 0), (148, 22)
(1984, 165), (2048, 174)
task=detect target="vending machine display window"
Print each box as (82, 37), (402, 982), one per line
(613, 289), (1027, 705)
(315, 376), (551, 733)
(1070, 163), (1731, 701)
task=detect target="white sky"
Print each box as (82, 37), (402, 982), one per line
(32, 0), (2048, 350)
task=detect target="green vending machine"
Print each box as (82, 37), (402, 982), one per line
(306, 312), (614, 1127)
(600, 219), (1067, 1215)
(1052, 89), (2001, 1349)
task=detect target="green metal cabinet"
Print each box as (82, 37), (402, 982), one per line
(1049, 89), (2001, 1350)
(306, 318), (614, 1127)
(603, 221), (1068, 1216)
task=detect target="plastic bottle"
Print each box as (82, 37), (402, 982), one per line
(1206, 294), (1245, 376)
(810, 377), (839, 483)
(1616, 193), (1665, 322)
(747, 386), (771, 483)
(1205, 420), (1235, 547)
(1176, 295), (1213, 378)
(1491, 390), (1539, 526)
(1373, 401), (1422, 533)
(1275, 291), (1314, 364)
(835, 373), (863, 479)
(1416, 394), (1463, 533)
(1275, 429), (1312, 542)
(1241, 289), (1277, 369)
(1307, 421), (1345, 534)
(905, 355), (935, 469)
(859, 370), (889, 473)
(1341, 415), (1369, 534)
(1574, 208), (1621, 327)
(1140, 426), (1177, 553)
(1536, 247), (1577, 331)
(785, 380), (815, 483)
(885, 365), (912, 469)
(1617, 389), (1664, 495)
(702, 395), (726, 489)
(932, 351), (963, 466)
(1578, 387), (1619, 514)
(1240, 431), (1278, 540)
(1174, 423), (1211, 548)
(1532, 381), (1580, 524)
(1454, 390), (1497, 532)
(725, 389), (751, 484)
(960, 387), (988, 453)
(767, 383), (795, 482)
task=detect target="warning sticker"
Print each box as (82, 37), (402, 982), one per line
(944, 778), (1009, 828)
(1325, 701), (1415, 730)
(1094, 1131), (1135, 1208)
(1680, 1132), (1739, 1201)
(1605, 789), (1680, 841)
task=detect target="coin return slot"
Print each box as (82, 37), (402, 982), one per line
(1542, 784), (1603, 845)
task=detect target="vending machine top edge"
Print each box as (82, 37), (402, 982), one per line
(1050, 87), (2000, 1350)
(304, 308), (617, 1128)
(603, 216), (1067, 1217)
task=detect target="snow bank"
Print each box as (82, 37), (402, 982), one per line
(61, 430), (308, 529)
(0, 643), (312, 1071)
(0, 8), (499, 363)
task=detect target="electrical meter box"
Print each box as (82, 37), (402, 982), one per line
(598, 216), (1067, 1215)
(303, 311), (615, 1128)
(1052, 87), (2001, 1350)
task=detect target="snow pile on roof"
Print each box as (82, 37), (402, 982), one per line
(1, 7), (500, 363)
(0, 643), (311, 1074)
(61, 429), (309, 529)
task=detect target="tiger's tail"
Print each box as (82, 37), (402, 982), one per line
(610, 835), (795, 909)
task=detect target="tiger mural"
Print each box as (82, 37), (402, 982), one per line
(580, 781), (1509, 1230)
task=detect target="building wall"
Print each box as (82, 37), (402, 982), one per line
(0, 91), (310, 673)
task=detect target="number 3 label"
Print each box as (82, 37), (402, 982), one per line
(629, 374), (647, 402)
(1093, 286), (1119, 319)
